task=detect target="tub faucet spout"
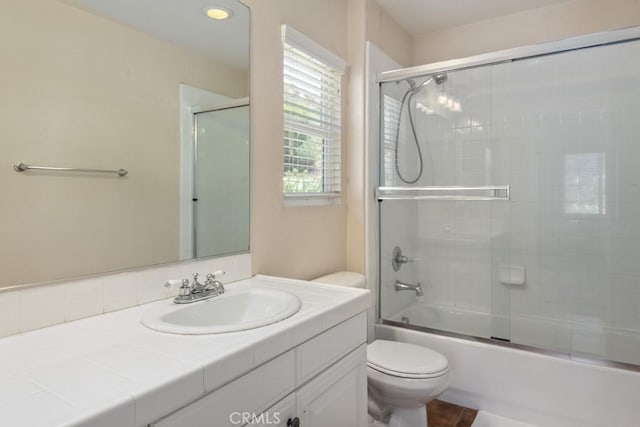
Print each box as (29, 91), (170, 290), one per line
(394, 280), (423, 296)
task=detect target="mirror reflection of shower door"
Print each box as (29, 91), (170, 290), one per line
(193, 105), (250, 258)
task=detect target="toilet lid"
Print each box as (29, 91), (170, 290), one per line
(367, 340), (448, 378)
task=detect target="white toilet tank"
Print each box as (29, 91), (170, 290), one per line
(312, 271), (366, 289)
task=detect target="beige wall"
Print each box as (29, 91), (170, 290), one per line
(345, 0), (367, 276)
(412, 0), (640, 65)
(345, 0), (412, 276)
(0, 0), (247, 287)
(365, 0), (412, 68)
(246, 0), (349, 280)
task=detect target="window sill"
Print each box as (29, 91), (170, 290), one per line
(284, 194), (342, 207)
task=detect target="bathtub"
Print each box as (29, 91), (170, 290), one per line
(388, 303), (640, 366)
(377, 305), (640, 426)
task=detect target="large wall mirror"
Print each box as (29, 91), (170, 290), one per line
(0, 0), (250, 289)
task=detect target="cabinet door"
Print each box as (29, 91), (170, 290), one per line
(244, 393), (296, 427)
(296, 345), (367, 427)
(151, 351), (295, 427)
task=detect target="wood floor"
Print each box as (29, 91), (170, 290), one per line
(427, 399), (478, 427)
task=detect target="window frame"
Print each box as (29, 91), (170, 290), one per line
(281, 25), (346, 207)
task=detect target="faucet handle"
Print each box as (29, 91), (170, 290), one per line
(165, 279), (189, 297)
(164, 279), (182, 289)
(206, 271), (225, 294)
(178, 278), (191, 296)
(207, 270), (225, 280)
(392, 246), (417, 271)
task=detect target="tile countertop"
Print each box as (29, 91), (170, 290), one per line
(0, 275), (371, 427)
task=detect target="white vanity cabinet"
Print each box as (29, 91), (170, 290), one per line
(250, 345), (367, 427)
(247, 394), (296, 427)
(293, 344), (367, 427)
(151, 312), (367, 427)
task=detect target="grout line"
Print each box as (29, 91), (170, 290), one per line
(453, 410), (464, 427)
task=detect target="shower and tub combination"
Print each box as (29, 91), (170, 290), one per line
(372, 26), (640, 424)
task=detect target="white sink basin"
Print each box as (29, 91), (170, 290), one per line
(141, 288), (302, 334)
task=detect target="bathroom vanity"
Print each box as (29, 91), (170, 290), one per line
(0, 276), (370, 427)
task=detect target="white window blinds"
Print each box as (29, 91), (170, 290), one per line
(382, 94), (401, 186)
(282, 25), (345, 200)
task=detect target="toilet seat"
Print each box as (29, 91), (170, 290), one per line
(367, 340), (449, 379)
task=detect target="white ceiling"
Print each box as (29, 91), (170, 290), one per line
(375, 0), (569, 35)
(62, 0), (249, 70)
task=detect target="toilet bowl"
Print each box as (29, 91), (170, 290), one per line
(313, 272), (451, 427)
(367, 339), (450, 426)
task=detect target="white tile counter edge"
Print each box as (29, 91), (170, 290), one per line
(0, 274), (371, 427)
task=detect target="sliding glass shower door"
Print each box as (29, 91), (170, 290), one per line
(378, 32), (640, 367)
(378, 64), (513, 342)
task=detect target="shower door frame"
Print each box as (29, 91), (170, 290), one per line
(374, 25), (640, 372)
(379, 26), (640, 84)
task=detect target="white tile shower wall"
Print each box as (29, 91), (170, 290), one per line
(415, 201), (494, 313)
(0, 253), (252, 338)
(502, 41), (640, 360)
(502, 41), (640, 358)
(379, 201), (420, 318)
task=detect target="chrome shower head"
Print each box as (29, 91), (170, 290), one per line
(407, 72), (447, 93)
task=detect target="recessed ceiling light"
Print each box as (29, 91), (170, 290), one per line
(205, 7), (232, 20)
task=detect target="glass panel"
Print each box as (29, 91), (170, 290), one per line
(379, 65), (511, 341)
(505, 40), (640, 364)
(194, 106), (250, 257)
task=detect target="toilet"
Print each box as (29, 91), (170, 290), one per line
(312, 272), (450, 427)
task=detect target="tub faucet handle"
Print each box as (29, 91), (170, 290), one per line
(398, 254), (415, 264)
(392, 246), (417, 271)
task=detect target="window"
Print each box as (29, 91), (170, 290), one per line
(564, 152), (606, 215)
(282, 25), (345, 205)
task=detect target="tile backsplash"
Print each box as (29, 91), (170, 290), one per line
(0, 253), (251, 338)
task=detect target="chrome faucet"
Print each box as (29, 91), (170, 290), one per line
(170, 271), (226, 304)
(394, 280), (423, 296)
(190, 273), (204, 292)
